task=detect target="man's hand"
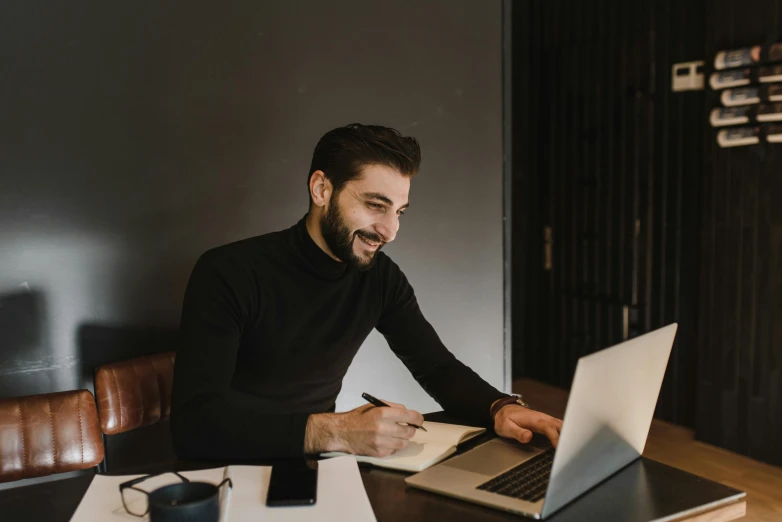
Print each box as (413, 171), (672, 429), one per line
(493, 404), (563, 447)
(304, 400), (424, 457)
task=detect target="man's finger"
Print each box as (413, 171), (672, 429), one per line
(378, 422), (417, 439)
(383, 406), (425, 427)
(543, 426), (560, 448)
(381, 399), (406, 409)
(395, 408), (425, 428)
(504, 421), (533, 444)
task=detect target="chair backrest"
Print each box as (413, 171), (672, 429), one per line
(94, 351), (176, 435)
(0, 390), (104, 483)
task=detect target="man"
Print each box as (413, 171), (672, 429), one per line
(171, 123), (562, 460)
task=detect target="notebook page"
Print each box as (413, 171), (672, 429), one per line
(321, 422), (485, 472)
(347, 440), (457, 472)
(415, 421), (486, 447)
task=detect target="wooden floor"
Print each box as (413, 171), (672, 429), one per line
(514, 379), (782, 522)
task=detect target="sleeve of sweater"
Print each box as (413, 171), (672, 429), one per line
(374, 255), (507, 427)
(170, 250), (310, 460)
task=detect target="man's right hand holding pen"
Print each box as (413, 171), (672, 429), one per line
(303, 397), (425, 457)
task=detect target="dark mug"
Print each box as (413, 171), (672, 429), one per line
(148, 479), (231, 522)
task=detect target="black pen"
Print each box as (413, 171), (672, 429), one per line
(362, 392), (428, 432)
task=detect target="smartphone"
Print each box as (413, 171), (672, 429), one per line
(265, 459), (318, 507)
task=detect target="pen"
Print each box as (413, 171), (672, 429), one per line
(361, 392), (428, 432)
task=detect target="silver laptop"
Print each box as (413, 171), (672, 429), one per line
(406, 324), (679, 519)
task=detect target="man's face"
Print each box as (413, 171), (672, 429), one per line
(320, 164), (410, 271)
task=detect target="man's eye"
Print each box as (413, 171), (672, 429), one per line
(398, 210), (406, 216)
(369, 203), (384, 210)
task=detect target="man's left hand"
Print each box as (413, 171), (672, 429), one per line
(493, 405), (563, 447)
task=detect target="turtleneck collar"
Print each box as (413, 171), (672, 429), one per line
(288, 214), (350, 280)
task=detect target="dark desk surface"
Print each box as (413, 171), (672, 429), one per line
(0, 412), (745, 522)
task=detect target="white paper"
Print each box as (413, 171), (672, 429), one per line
(69, 468), (225, 521)
(226, 456), (376, 522)
(69, 457), (375, 522)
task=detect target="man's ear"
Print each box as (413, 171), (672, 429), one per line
(309, 170), (332, 208)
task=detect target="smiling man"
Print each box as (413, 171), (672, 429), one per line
(171, 123), (562, 461)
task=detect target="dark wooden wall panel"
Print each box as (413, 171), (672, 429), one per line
(513, 0), (704, 427)
(512, 0), (782, 466)
(698, 0), (782, 466)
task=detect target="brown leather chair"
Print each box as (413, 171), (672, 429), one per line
(93, 351), (176, 472)
(94, 351), (176, 435)
(0, 390), (104, 483)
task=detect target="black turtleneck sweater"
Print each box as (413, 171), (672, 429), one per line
(170, 216), (506, 460)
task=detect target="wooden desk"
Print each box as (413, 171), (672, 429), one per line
(0, 402), (747, 522)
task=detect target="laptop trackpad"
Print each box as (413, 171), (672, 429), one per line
(441, 439), (543, 477)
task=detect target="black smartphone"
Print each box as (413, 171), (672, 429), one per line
(265, 459), (318, 507)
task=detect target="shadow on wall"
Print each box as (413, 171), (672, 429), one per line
(0, 289), (67, 399)
(76, 322), (179, 392)
(77, 322), (180, 473)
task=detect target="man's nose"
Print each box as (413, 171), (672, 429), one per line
(375, 213), (399, 243)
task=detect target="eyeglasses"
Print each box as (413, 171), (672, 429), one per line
(119, 472), (192, 517)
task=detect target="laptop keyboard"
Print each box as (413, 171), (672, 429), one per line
(476, 447), (555, 502)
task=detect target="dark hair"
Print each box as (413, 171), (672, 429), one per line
(307, 123), (421, 205)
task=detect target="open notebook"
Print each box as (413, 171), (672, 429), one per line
(323, 421), (486, 472)
(69, 456), (375, 522)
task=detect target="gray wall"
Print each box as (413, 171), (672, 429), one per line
(0, 1), (505, 417)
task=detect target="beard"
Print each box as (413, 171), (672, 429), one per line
(320, 198), (385, 271)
